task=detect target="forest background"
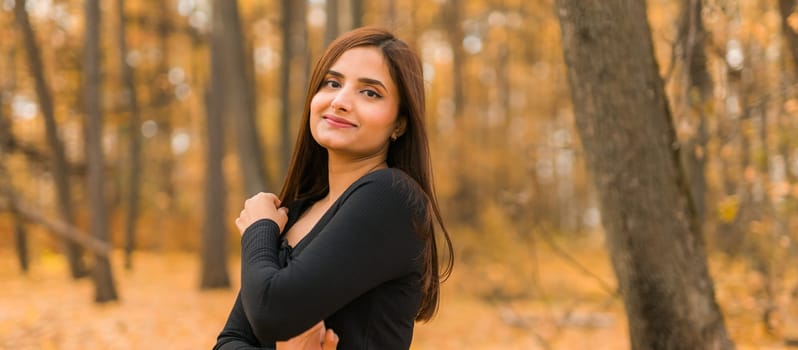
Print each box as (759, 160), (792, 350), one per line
(2, 0), (798, 349)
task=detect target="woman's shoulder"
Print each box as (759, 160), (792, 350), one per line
(351, 168), (427, 212)
(358, 168), (421, 194)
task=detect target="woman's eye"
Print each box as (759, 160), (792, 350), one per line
(323, 80), (340, 88)
(362, 89), (382, 98)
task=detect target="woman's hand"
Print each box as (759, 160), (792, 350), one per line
(276, 322), (339, 350)
(235, 192), (289, 235)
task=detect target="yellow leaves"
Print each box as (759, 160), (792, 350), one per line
(784, 98), (798, 115)
(769, 180), (792, 201)
(748, 219), (770, 236)
(788, 12), (798, 34)
(717, 195), (739, 223)
(692, 144), (705, 160)
(0, 250), (232, 349)
(752, 23), (770, 46)
(744, 165), (759, 183)
(720, 143), (736, 160)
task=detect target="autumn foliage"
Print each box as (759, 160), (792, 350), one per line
(2, 0), (798, 348)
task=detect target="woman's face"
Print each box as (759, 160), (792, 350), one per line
(309, 46), (403, 160)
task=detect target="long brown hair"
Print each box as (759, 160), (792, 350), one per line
(278, 27), (453, 321)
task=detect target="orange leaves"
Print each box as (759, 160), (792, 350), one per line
(718, 195), (740, 223)
(788, 12), (798, 34)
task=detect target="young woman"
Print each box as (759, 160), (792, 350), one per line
(213, 27), (453, 350)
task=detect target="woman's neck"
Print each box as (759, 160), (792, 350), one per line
(324, 153), (387, 204)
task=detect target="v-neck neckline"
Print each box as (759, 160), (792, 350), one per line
(282, 168), (392, 256)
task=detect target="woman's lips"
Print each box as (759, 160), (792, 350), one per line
(322, 115), (356, 128)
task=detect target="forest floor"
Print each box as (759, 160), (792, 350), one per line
(0, 234), (796, 349)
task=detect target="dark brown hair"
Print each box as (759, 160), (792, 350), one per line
(278, 27), (453, 321)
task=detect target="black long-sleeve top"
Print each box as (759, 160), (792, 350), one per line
(213, 168), (426, 350)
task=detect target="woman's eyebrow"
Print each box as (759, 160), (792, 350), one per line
(327, 70), (387, 91)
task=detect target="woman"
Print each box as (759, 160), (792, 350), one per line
(214, 27), (453, 350)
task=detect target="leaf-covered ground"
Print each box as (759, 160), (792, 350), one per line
(0, 238), (795, 349)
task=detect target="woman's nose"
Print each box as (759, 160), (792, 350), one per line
(330, 90), (352, 112)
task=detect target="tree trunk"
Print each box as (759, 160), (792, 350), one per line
(778, 0), (798, 183)
(84, 0), (118, 303)
(555, 1), (733, 349)
(116, 0), (142, 270)
(678, 0), (712, 223)
(280, 0), (292, 174)
(325, 0), (339, 45)
(350, 0), (363, 28)
(212, 0), (270, 197)
(0, 171), (30, 275)
(0, 90), (28, 274)
(13, 212), (29, 273)
(779, 0), (798, 73)
(14, 0), (88, 279)
(200, 13), (231, 289)
(445, 0), (464, 120)
(280, 0), (308, 175)
(154, 0), (177, 212)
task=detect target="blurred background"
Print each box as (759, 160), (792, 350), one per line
(1, 0), (798, 348)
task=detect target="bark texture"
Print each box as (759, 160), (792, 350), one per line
(212, 0), (270, 197)
(555, 1), (733, 349)
(280, 0), (308, 174)
(779, 0), (798, 72)
(325, 0), (339, 45)
(14, 0), (88, 279)
(84, 0), (118, 302)
(678, 0), (712, 222)
(200, 9), (232, 289)
(116, 0), (143, 270)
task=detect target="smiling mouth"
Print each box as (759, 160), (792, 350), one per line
(322, 115), (357, 128)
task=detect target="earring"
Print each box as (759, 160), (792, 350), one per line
(390, 134), (398, 142)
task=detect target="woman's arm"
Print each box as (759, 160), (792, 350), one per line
(213, 292), (339, 350)
(238, 172), (424, 343)
(214, 293), (273, 350)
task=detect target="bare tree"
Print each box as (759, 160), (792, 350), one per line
(12, 212), (29, 273)
(212, 0), (270, 197)
(351, 0), (363, 28)
(14, 0), (88, 279)
(200, 3), (232, 289)
(444, 0), (464, 120)
(778, 1), (798, 184)
(325, 0), (339, 45)
(779, 0), (798, 72)
(0, 89), (29, 274)
(116, 0), (143, 270)
(556, 1), (733, 348)
(280, 0), (308, 175)
(84, 0), (118, 302)
(677, 0), (712, 223)
(154, 0), (177, 211)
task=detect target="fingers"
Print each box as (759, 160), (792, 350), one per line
(245, 192), (281, 207)
(278, 206), (289, 219)
(316, 322), (326, 344)
(321, 329), (339, 350)
(235, 216), (243, 233)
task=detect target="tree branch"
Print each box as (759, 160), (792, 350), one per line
(0, 191), (111, 257)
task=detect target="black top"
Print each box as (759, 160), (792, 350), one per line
(213, 168), (426, 350)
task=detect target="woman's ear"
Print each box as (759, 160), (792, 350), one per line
(393, 116), (407, 139)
